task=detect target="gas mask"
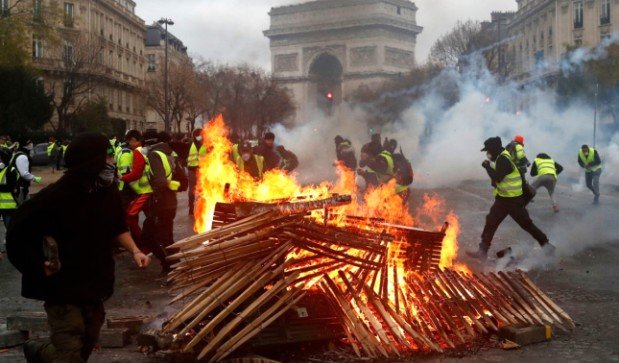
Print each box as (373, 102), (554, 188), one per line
(196, 136), (203, 142)
(24, 143), (34, 151)
(242, 153), (251, 162)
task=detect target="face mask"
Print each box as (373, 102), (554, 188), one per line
(25, 143), (34, 151)
(196, 136), (202, 142)
(97, 163), (116, 187)
(486, 152), (493, 161)
(242, 153), (251, 161)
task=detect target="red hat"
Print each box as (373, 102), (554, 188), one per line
(514, 135), (524, 145)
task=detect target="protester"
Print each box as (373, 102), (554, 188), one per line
(578, 144), (602, 204)
(6, 132), (150, 363)
(467, 137), (555, 261)
(334, 135), (357, 170)
(12, 137), (42, 203)
(145, 131), (181, 273)
(253, 132), (280, 172)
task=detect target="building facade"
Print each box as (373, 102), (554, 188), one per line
(264, 0), (422, 124)
(21, 0), (148, 133)
(505, 0), (619, 81)
(144, 23), (189, 132)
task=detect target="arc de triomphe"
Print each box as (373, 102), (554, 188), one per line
(264, 0), (423, 125)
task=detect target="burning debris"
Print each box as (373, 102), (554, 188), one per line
(157, 116), (574, 361)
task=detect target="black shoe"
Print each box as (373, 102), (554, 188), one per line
(496, 247), (512, 259)
(466, 249), (488, 261)
(593, 196), (600, 205)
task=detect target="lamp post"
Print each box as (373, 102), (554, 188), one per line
(158, 17), (174, 133)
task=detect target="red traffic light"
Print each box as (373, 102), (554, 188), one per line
(326, 92), (333, 100)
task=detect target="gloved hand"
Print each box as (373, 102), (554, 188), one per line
(482, 160), (490, 168)
(34, 176), (42, 184)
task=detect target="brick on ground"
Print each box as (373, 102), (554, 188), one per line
(106, 316), (148, 335)
(499, 324), (552, 346)
(98, 328), (130, 348)
(6, 312), (48, 333)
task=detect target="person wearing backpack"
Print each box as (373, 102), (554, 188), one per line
(466, 137), (555, 261)
(145, 131), (184, 273)
(386, 140), (414, 205)
(334, 135), (357, 170)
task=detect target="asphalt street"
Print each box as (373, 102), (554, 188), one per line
(0, 167), (617, 362)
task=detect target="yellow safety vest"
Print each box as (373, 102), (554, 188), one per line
(534, 157), (557, 178)
(119, 147), (153, 194)
(376, 151), (395, 183)
(46, 143), (56, 157)
(0, 167), (17, 210)
(514, 143), (526, 162)
(494, 150), (523, 198)
(578, 148), (601, 173)
(152, 150), (179, 191)
(395, 184), (409, 194)
(231, 144), (240, 163)
(187, 142), (207, 168)
(236, 155), (264, 180)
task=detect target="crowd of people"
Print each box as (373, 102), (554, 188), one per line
(0, 127), (606, 362)
(466, 134), (604, 262)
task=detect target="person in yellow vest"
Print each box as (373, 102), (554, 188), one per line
(578, 144), (602, 204)
(507, 134), (530, 175)
(467, 137), (554, 261)
(145, 131), (181, 273)
(531, 153), (563, 213)
(119, 130), (154, 251)
(0, 149), (18, 257)
(357, 144), (380, 190)
(236, 142), (264, 181)
(186, 128), (206, 216)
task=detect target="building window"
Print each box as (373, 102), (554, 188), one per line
(64, 42), (74, 64)
(573, 1), (583, 29)
(601, 0), (611, 25)
(33, 0), (42, 18)
(147, 54), (156, 72)
(396, 6), (401, 15)
(32, 36), (42, 59)
(64, 2), (74, 27)
(63, 79), (73, 97)
(1, 0), (10, 17)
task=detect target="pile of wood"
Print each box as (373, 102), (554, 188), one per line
(162, 209), (574, 362)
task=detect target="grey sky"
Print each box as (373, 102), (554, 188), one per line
(136, 0), (517, 70)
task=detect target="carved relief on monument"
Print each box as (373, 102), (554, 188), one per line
(384, 47), (414, 68)
(274, 53), (300, 72)
(350, 46), (377, 67)
(303, 45), (346, 74)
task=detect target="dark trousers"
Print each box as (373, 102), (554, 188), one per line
(187, 168), (197, 215)
(27, 302), (105, 363)
(585, 169), (601, 197)
(480, 196), (548, 251)
(142, 199), (176, 270)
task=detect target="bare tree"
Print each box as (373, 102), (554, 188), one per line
(45, 34), (106, 132)
(429, 20), (513, 76)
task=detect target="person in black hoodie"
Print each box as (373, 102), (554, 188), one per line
(6, 133), (150, 363)
(144, 131), (178, 273)
(466, 137), (554, 261)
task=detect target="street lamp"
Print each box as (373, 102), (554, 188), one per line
(158, 17), (174, 133)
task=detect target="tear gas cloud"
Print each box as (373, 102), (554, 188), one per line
(273, 34), (619, 189)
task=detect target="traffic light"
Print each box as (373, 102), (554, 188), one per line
(325, 91), (334, 102)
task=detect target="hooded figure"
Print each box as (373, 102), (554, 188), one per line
(467, 136), (554, 261)
(7, 132), (150, 363)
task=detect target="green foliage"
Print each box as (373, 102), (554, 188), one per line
(0, 15), (30, 67)
(70, 98), (113, 134)
(0, 67), (53, 135)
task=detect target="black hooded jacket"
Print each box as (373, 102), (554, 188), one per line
(6, 133), (127, 303)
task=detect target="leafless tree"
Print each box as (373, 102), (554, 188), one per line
(45, 34), (106, 132)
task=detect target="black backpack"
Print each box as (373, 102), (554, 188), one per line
(172, 156), (188, 192)
(393, 148), (414, 186)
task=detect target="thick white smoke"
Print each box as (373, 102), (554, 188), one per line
(273, 35), (619, 189)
